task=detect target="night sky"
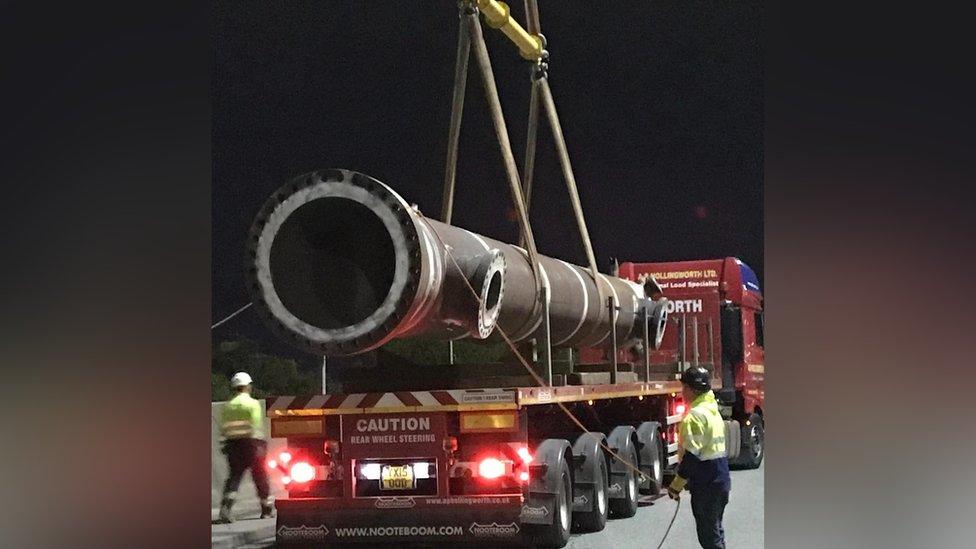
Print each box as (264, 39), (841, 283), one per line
(212, 2), (763, 361)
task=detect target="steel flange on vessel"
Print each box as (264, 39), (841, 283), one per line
(247, 169), (667, 357)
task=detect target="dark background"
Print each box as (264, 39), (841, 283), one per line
(3, 1), (975, 547)
(211, 2), (763, 361)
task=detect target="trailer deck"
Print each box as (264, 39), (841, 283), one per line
(266, 380), (688, 418)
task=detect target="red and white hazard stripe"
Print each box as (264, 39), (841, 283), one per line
(266, 388), (517, 413)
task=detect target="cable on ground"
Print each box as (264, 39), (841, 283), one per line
(655, 497), (681, 549)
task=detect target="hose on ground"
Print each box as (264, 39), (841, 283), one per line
(655, 497), (681, 549)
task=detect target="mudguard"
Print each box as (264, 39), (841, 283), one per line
(606, 425), (639, 500)
(571, 432), (608, 513)
(521, 438), (572, 525)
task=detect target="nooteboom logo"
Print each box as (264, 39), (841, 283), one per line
(521, 505), (549, 518)
(469, 522), (520, 538)
(375, 496), (416, 509)
(277, 525), (329, 541)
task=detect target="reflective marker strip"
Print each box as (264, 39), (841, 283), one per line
(412, 392), (443, 407)
(266, 384), (691, 415)
(459, 411), (518, 433)
(271, 419), (324, 437)
(266, 389), (517, 415)
(268, 396), (295, 412)
(304, 395), (328, 409)
(222, 420), (254, 438)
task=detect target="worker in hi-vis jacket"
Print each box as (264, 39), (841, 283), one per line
(667, 366), (732, 549)
(218, 372), (274, 523)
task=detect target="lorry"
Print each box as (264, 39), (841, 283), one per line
(241, 2), (763, 546)
(259, 252), (763, 547)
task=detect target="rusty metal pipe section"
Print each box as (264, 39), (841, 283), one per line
(248, 169), (656, 357)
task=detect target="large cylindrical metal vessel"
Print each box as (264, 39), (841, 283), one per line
(247, 169), (660, 356)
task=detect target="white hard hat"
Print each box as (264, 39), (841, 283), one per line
(230, 372), (253, 388)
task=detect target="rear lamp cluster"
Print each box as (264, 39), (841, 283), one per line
(267, 450), (315, 486)
(478, 458), (505, 479)
(469, 445), (533, 483)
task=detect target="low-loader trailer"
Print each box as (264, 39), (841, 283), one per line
(260, 253), (764, 547)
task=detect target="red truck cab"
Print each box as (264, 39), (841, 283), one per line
(616, 257), (765, 468)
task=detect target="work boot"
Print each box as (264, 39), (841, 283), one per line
(260, 497), (276, 519)
(218, 494), (235, 524)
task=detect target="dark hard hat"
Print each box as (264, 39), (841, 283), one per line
(680, 367), (710, 392)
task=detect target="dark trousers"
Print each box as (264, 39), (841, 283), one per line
(222, 438), (270, 502)
(690, 484), (730, 549)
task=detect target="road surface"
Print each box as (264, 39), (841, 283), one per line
(567, 461), (764, 549)
(211, 461), (763, 548)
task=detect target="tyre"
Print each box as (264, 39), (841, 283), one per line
(724, 420), (741, 460)
(573, 450), (609, 532)
(734, 413), (764, 469)
(532, 456), (573, 548)
(636, 422), (664, 495)
(608, 447), (639, 518)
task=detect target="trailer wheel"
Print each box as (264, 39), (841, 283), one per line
(608, 446), (639, 518)
(636, 422), (664, 495)
(733, 414), (764, 469)
(531, 457), (573, 548)
(573, 450), (609, 532)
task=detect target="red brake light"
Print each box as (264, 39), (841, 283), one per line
(281, 476), (291, 485)
(519, 471), (530, 482)
(478, 458), (505, 479)
(517, 447), (533, 464)
(266, 459), (277, 469)
(675, 404), (686, 415)
(290, 462), (315, 483)
(279, 451), (292, 464)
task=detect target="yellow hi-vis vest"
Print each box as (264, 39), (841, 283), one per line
(678, 390), (726, 461)
(220, 392), (265, 440)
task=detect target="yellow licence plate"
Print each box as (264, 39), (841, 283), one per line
(380, 465), (414, 490)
